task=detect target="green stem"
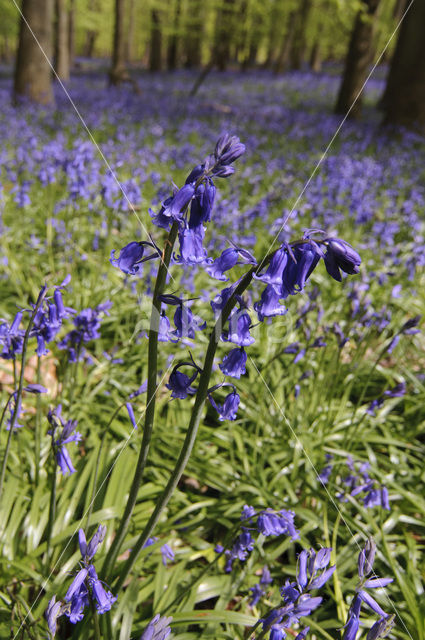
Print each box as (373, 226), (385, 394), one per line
(45, 450), (57, 569)
(85, 402), (127, 533)
(101, 222), (179, 581)
(0, 394), (14, 440)
(35, 356), (41, 486)
(0, 287), (47, 499)
(113, 267), (256, 591)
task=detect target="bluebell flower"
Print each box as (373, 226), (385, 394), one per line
(0, 311), (25, 359)
(175, 225), (210, 265)
(47, 524), (116, 631)
(254, 246), (288, 286)
(261, 565), (273, 585)
(166, 362), (200, 399)
(172, 304), (206, 340)
(87, 565), (117, 614)
(188, 179), (216, 227)
(257, 509), (299, 540)
(358, 538), (376, 578)
(140, 613), (172, 640)
(280, 241), (322, 298)
(110, 241), (159, 275)
(254, 285), (288, 321)
(207, 248), (239, 280)
(211, 283), (243, 316)
(249, 582), (264, 607)
(48, 406), (81, 475)
(224, 528), (254, 572)
(45, 596), (66, 636)
(222, 311), (255, 346)
(219, 347), (247, 379)
(58, 301), (112, 362)
(208, 389), (240, 421)
(213, 133), (246, 175)
(366, 616), (395, 640)
(323, 237), (361, 282)
(162, 183), (196, 224)
(150, 195), (174, 229)
(241, 504), (256, 520)
(160, 543), (175, 566)
(126, 402), (137, 429)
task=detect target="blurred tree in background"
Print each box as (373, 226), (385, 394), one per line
(2, 0), (424, 131)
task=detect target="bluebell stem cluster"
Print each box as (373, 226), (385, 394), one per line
(0, 310), (25, 359)
(259, 547), (335, 639)
(367, 381), (406, 415)
(318, 456), (390, 510)
(249, 565), (273, 607)
(45, 525), (116, 635)
(47, 405), (81, 475)
(111, 138), (361, 425)
(342, 539), (394, 640)
(217, 505), (299, 573)
(58, 300), (112, 362)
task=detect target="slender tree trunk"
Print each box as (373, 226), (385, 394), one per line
(54, 0), (70, 80)
(214, 0), (234, 71)
(149, 9), (162, 71)
(109, 0), (128, 84)
(383, 0), (425, 131)
(167, 0), (180, 70)
(310, 40), (322, 72)
(14, 0), (54, 105)
(68, 0), (75, 66)
(126, 0), (135, 62)
(290, 0), (313, 70)
(263, 0), (282, 69)
(273, 11), (296, 74)
(334, 0), (381, 118)
(83, 0), (98, 58)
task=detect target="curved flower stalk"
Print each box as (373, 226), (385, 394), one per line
(107, 135), (362, 592)
(103, 134), (247, 580)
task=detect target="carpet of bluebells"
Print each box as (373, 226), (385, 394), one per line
(0, 64), (424, 640)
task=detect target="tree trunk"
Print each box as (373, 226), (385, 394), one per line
(290, 0), (313, 70)
(126, 0), (135, 62)
(167, 0), (180, 70)
(273, 11), (296, 74)
(109, 0), (128, 84)
(68, 0), (75, 66)
(382, 0), (425, 131)
(310, 40), (322, 72)
(334, 0), (381, 118)
(14, 0), (54, 105)
(149, 9), (162, 71)
(54, 0), (70, 80)
(214, 0), (234, 71)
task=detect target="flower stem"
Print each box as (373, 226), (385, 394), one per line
(0, 286), (47, 500)
(113, 267), (257, 591)
(45, 458), (57, 569)
(35, 356), (41, 486)
(101, 222), (179, 581)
